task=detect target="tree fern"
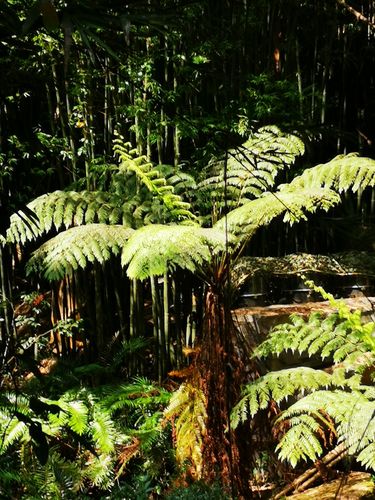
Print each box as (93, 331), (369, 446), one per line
(234, 285), (375, 472)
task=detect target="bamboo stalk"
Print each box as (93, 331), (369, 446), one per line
(163, 272), (170, 367)
(151, 275), (163, 381)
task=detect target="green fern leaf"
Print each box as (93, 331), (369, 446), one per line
(65, 401), (88, 435)
(91, 408), (116, 453)
(84, 454), (114, 488)
(122, 224), (228, 279)
(26, 224), (134, 281)
(231, 367), (332, 427)
(276, 416), (323, 466)
(288, 154), (375, 193)
(215, 187), (341, 247)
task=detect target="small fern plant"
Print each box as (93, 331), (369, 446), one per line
(0, 378), (171, 498)
(231, 285), (375, 470)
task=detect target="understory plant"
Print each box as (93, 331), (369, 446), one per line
(0, 375), (172, 498)
(232, 283), (375, 479)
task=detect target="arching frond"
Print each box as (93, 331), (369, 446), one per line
(286, 153), (375, 193)
(276, 414), (324, 467)
(276, 390), (375, 469)
(84, 454), (114, 489)
(114, 136), (196, 222)
(199, 126), (304, 207)
(122, 224), (228, 279)
(254, 311), (371, 365)
(215, 187), (341, 244)
(231, 367), (332, 428)
(27, 224), (134, 281)
(7, 190), (134, 244)
(99, 378), (170, 415)
(91, 407), (116, 453)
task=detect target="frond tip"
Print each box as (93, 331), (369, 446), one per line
(286, 153), (375, 193)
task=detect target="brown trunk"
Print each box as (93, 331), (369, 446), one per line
(197, 286), (251, 498)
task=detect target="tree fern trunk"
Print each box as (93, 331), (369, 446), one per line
(196, 284), (249, 497)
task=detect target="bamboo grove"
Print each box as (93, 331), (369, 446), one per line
(1, 1), (375, 498)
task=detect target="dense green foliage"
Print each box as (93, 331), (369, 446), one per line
(1, 0), (375, 497)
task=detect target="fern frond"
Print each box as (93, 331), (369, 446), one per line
(276, 390), (375, 469)
(98, 378), (170, 416)
(200, 126), (304, 207)
(26, 224), (134, 280)
(65, 400), (88, 435)
(215, 187), (341, 246)
(114, 136), (196, 222)
(122, 224), (228, 279)
(7, 190), (134, 244)
(91, 407), (116, 453)
(276, 414), (324, 467)
(231, 367), (332, 428)
(165, 383), (207, 478)
(287, 153), (375, 193)
(48, 448), (84, 494)
(84, 453), (114, 488)
(254, 311), (368, 363)
(0, 417), (28, 453)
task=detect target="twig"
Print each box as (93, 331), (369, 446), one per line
(336, 0), (375, 30)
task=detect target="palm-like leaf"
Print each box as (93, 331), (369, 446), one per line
(215, 186), (341, 243)
(7, 190), (134, 244)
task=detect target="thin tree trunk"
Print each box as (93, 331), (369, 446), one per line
(0, 245), (15, 364)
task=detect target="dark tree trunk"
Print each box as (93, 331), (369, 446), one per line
(197, 284), (253, 498)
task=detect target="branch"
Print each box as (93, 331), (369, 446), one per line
(274, 443), (347, 499)
(336, 0), (375, 30)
